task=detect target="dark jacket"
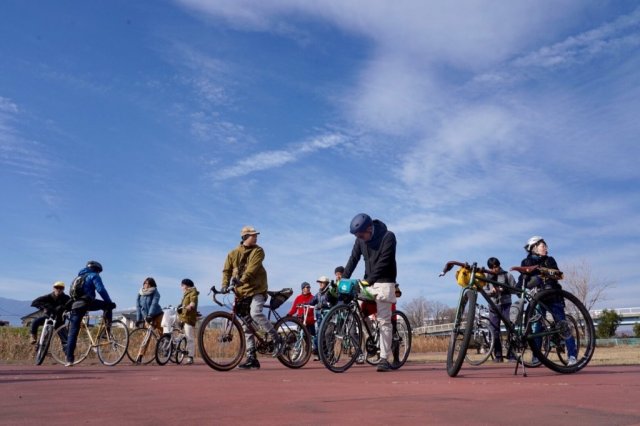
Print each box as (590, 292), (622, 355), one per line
(518, 254), (562, 290)
(31, 291), (71, 321)
(343, 219), (397, 285)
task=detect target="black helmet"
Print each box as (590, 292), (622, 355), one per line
(350, 213), (372, 235)
(86, 260), (103, 273)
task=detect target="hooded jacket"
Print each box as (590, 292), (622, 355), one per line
(343, 219), (397, 285)
(222, 244), (268, 299)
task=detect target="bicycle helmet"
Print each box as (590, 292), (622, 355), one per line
(349, 213), (372, 235)
(86, 260), (103, 273)
(524, 236), (545, 252)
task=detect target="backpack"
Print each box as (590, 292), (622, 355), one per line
(70, 274), (87, 300)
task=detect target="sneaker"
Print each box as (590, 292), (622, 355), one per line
(355, 352), (365, 364)
(272, 336), (285, 358)
(377, 358), (391, 372)
(238, 357), (260, 370)
(64, 360), (74, 367)
(531, 356), (539, 365)
(567, 356), (577, 366)
(184, 357), (194, 365)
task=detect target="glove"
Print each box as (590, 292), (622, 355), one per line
(221, 286), (230, 294)
(135, 320), (145, 328)
(108, 302), (117, 310)
(177, 306), (184, 314)
(145, 316), (153, 323)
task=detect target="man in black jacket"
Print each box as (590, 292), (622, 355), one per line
(30, 281), (70, 343)
(343, 213), (397, 372)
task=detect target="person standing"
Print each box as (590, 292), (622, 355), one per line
(342, 213), (397, 372)
(221, 226), (283, 370)
(136, 277), (163, 334)
(178, 278), (199, 365)
(485, 257), (516, 362)
(287, 282), (316, 353)
(29, 281), (70, 344)
(65, 260), (116, 366)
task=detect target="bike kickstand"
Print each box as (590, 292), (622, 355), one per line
(514, 355), (527, 377)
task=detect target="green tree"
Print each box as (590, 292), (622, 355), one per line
(633, 322), (640, 338)
(596, 309), (622, 338)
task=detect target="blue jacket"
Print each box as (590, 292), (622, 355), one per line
(136, 288), (162, 322)
(77, 267), (112, 303)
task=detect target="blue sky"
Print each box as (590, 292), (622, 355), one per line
(1, 1), (639, 316)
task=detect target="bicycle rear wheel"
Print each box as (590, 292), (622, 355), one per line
(126, 328), (159, 364)
(390, 310), (412, 370)
(465, 321), (494, 366)
(97, 320), (129, 366)
(447, 289), (476, 377)
(175, 335), (187, 364)
(526, 289), (595, 374)
(51, 323), (92, 365)
(276, 316), (312, 368)
(35, 325), (53, 365)
(198, 311), (245, 371)
(155, 334), (172, 365)
(318, 304), (362, 373)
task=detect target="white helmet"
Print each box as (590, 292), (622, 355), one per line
(524, 236), (545, 252)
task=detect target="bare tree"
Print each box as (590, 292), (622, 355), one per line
(561, 259), (615, 311)
(400, 297), (454, 327)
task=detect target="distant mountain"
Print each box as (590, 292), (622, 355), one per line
(0, 297), (35, 326)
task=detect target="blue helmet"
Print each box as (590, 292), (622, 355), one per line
(350, 213), (372, 235)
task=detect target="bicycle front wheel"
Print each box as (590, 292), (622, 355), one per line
(447, 289), (476, 377)
(526, 289), (595, 374)
(51, 322), (92, 365)
(198, 312), (245, 371)
(390, 310), (412, 370)
(318, 304), (362, 373)
(155, 334), (172, 366)
(465, 321), (494, 366)
(97, 320), (129, 366)
(126, 328), (159, 364)
(275, 316), (312, 369)
(175, 335), (187, 364)
(35, 325), (53, 365)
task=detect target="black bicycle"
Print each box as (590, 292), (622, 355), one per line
(198, 285), (312, 371)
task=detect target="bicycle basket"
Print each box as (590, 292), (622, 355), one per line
(455, 267), (486, 288)
(269, 288), (293, 309)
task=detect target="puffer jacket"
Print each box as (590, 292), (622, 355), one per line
(222, 244), (268, 299)
(136, 287), (163, 322)
(178, 287), (199, 326)
(343, 220), (397, 285)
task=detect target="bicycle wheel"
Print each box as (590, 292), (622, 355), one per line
(51, 322), (92, 365)
(275, 316), (312, 369)
(447, 289), (476, 377)
(175, 336), (187, 364)
(465, 321), (494, 366)
(97, 320), (129, 366)
(318, 304), (362, 373)
(364, 320), (380, 366)
(389, 310), (412, 370)
(198, 311), (245, 371)
(35, 325), (53, 365)
(155, 334), (172, 366)
(126, 328), (159, 364)
(526, 289), (595, 374)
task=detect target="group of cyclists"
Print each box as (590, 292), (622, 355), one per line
(29, 213), (577, 372)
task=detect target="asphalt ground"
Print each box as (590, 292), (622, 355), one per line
(2, 358), (639, 425)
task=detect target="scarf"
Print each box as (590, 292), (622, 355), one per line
(139, 287), (156, 297)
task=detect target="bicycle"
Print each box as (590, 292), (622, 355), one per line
(155, 306), (189, 365)
(464, 304), (495, 366)
(317, 279), (412, 373)
(126, 318), (160, 365)
(33, 312), (63, 365)
(50, 313), (129, 366)
(439, 261), (595, 377)
(197, 285), (312, 371)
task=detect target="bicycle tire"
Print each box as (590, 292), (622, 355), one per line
(447, 289), (476, 377)
(198, 311), (245, 371)
(465, 320), (494, 366)
(51, 322), (92, 365)
(317, 304), (363, 373)
(526, 289), (595, 374)
(126, 328), (159, 364)
(389, 310), (412, 370)
(275, 316), (312, 369)
(556, 314), (581, 365)
(35, 325), (53, 365)
(155, 334), (172, 365)
(175, 336), (187, 364)
(97, 320), (129, 366)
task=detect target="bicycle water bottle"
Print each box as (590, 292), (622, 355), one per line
(510, 298), (524, 323)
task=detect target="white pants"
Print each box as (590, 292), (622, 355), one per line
(369, 282), (397, 360)
(184, 323), (196, 357)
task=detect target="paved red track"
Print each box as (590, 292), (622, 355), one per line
(2, 359), (639, 425)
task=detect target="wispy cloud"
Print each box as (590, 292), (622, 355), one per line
(215, 132), (348, 179)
